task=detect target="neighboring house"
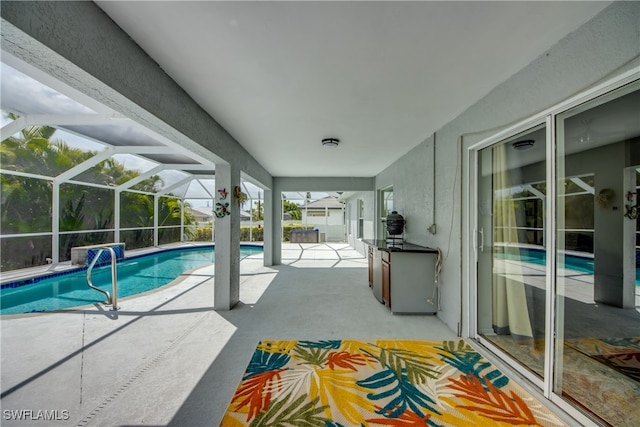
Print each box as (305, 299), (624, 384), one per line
(239, 210), (251, 222)
(300, 197), (344, 225)
(186, 206), (213, 224)
(187, 206), (251, 223)
(299, 197), (345, 241)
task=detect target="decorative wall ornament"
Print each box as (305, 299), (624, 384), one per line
(215, 188), (230, 218)
(234, 185), (248, 206)
(624, 191), (638, 220)
(596, 188), (615, 209)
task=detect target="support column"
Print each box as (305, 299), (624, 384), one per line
(214, 163), (241, 310)
(52, 181), (60, 264)
(593, 144), (625, 306)
(622, 166), (636, 308)
(153, 195), (159, 246)
(263, 188), (274, 266)
(180, 198), (185, 242)
(271, 179), (283, 265)
(114, 189), (121, 243)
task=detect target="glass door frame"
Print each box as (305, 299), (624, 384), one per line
(377, 186), (394, 240)
(467, 116), (551, 395)
(465, 67), (639, 426)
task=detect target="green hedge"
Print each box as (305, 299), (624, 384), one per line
(240, 226), (263, 241)
(194, 226), (212, 242)
(193, 223), (315, 242)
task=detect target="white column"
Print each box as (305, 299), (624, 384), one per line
(593, 144), (626, 306)
(263, 188), (273, 265)
(622, 166), (636, 308)
(114, 189), (121, 243)
(214, 162), (240, 310)
(180, 199), (185, 242)
(153, 195), (159, 246)
(271, 180), (283, 265)
(325, 203), (329, 242)
(52, 182), (60, 264)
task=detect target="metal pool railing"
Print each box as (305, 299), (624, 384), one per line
(86, 245), (119, 310)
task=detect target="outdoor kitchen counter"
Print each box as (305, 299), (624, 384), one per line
(362, 239), (439, 253)
(363, 239), (438, 313)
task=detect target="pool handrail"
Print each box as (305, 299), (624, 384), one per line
(86, 245), (118, 310)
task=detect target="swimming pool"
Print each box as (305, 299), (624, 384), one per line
(0, 245), (263, 315)
(496, 246), (640, 286)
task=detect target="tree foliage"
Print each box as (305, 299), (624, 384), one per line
(283, 199), (302, 220)
(1, 117), (195, 270)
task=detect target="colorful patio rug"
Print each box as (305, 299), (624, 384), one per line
(222, 339), (567, 426)
(565, 336), (640, 382)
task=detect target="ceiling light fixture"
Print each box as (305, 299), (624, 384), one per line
(321, 138), (340, 148)
(512, 139), (535, 151)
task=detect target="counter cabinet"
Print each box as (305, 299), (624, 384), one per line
(364, 240), (438, 314)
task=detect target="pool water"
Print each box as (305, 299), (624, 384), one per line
(0, 245), (262, 315)
(496, 247), (640, 286)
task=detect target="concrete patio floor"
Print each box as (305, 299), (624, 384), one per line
(1, 243), (458, 426)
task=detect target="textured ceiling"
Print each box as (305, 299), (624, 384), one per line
(97, 1), (611, 177)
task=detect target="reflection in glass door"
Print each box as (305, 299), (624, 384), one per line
(378, 187), (393, 240)
(636, 167), (640, 309)
(472, 78), (640, 426)
(554, 82), (640, 426)
(476, 125), (548, 380)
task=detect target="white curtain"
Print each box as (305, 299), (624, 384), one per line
(491, 144), (534, 343)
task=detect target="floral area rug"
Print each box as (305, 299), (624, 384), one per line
(221, 339), (567, 426)
(565, 336), (640, 382)
(485, 335), (640, 426)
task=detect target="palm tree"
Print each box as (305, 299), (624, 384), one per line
(1, 115), (199, 268)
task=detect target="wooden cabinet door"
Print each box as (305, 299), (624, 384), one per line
(382, 259), (390, 308)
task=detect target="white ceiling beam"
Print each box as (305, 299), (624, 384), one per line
(0, 116), (27, 140)
(123, 120), (217, 167)
(24, 113), (128, 126)
(157, 176), (193, 197)
(151, 164), (214, 171)
(110, 146), (174, 155)
(196, 178), (216, 199)
(53, 147), (115, 183)
(116, 165), (164, 190)
(569, 177), (595, 195)
(0, 168), (54, 181)
(524, 184), (546, 200)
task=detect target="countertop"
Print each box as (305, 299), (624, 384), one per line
(362, 239), (438, 253)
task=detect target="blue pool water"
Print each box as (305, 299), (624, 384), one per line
(497, 247), (640, 286)
(0, 245), (262, 315)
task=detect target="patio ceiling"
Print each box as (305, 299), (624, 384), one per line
(0, 62), (341, 202)
(95, 1), (611, 177)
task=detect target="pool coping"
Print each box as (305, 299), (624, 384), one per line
(0, 242), (264, 316)
(0, 242), (263, 288)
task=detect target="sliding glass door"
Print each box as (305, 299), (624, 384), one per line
(476, 124), (548, 381)
(554, 82), (640, 426)
(472, 78), (640, 426)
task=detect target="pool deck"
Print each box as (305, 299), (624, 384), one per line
(2, 242), (637, 426)
(1, 243), (459, 427)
